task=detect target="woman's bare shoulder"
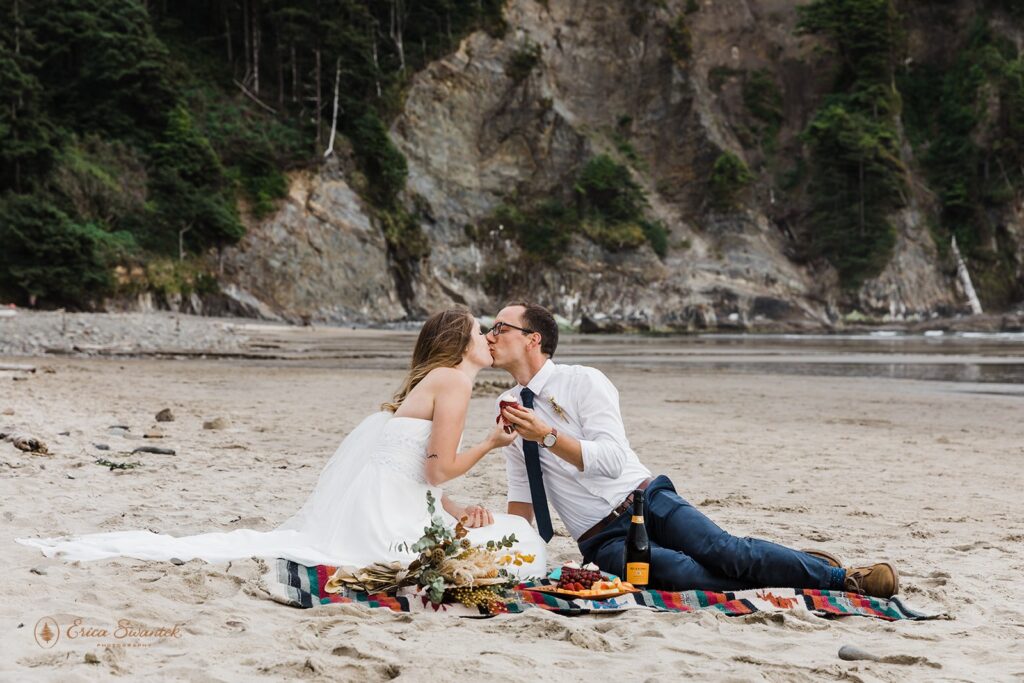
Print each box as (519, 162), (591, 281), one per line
(421, 367), (472, 395)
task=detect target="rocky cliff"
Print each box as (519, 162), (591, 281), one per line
(219, 0), (1024, 329)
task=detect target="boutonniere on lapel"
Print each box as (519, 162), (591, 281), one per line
(546, 393), (568, 422)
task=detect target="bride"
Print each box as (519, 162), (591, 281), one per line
(16, 307), (547, 578)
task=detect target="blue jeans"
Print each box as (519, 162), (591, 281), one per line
(577, 475), (845, 592)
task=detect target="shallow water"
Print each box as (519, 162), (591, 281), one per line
(241, 327), (1024, 389)
(559, 333), (1024, 385)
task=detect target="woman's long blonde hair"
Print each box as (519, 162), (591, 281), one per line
(382, 306), (475, 412)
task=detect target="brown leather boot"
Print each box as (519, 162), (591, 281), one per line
(802, 549), (843, 568)
(843, 562), (900, 598)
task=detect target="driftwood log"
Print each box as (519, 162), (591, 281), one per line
(1, 433), (49, 454)
(0, 364), (36, 373)
(131, 446), (176, 455)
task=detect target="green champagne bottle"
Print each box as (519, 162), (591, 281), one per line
(623, 490), (651, 587)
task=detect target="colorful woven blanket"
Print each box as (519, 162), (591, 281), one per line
(261, 560), (939, 621)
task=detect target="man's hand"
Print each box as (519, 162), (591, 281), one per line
(461, 505), (495, 528)
(501, 405), (552, 443)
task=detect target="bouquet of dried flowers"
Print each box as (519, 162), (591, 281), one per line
(326, 491), (536, 610)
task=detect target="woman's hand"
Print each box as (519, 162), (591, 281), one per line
(486, 421), (518, 450)
(460, 504), (495, 528)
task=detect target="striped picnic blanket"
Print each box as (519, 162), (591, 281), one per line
(260, 559), (939, 620)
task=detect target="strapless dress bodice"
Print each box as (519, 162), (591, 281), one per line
(371, 417), (434, 484)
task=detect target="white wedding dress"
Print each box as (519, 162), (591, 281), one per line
(16, 413), (547, 578)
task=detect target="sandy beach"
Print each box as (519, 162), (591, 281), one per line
(2, 322), (1023, 681)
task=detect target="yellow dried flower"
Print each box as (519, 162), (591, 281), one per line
(546, 394), (568, 421)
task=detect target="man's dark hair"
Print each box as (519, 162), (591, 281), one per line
(505, 301), (559, 357)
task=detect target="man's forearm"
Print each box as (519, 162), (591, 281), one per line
(548, 432), (584, 471)
(507, 501), (534, 523)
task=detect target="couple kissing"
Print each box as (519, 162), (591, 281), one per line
(19, 302), (899, 599)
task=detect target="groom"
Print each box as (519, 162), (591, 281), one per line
(488, 302), (900, 598)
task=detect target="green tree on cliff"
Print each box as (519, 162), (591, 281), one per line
(0, 0), (59, 192)
(0, 194), (114, 306)
(798, 0), (906, 288)
(149, 106), (243, 255)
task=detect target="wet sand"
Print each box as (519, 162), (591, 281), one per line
(2, 327), (1023, 681)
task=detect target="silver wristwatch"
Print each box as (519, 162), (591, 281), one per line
(542, 428), (558, 448)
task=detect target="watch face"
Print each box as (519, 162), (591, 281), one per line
(543, 433), (556, 447)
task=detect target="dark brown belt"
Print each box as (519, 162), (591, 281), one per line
(578, 478), (653, 544)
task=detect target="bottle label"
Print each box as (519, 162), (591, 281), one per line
(626, 562), (649, 585)
(631, 515), (644, 524)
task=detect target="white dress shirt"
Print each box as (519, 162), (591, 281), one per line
(497, 360), (652, 540)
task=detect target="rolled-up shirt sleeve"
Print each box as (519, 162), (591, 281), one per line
(575, 368), (633, 479)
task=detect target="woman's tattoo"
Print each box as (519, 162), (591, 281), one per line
(426, 452), (439, 459)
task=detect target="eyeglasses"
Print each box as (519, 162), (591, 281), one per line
(485, 321), (535, 337)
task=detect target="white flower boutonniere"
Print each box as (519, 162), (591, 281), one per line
(546, 394), (568, 422)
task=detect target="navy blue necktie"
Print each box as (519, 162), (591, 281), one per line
(519, 388), (554, 542)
